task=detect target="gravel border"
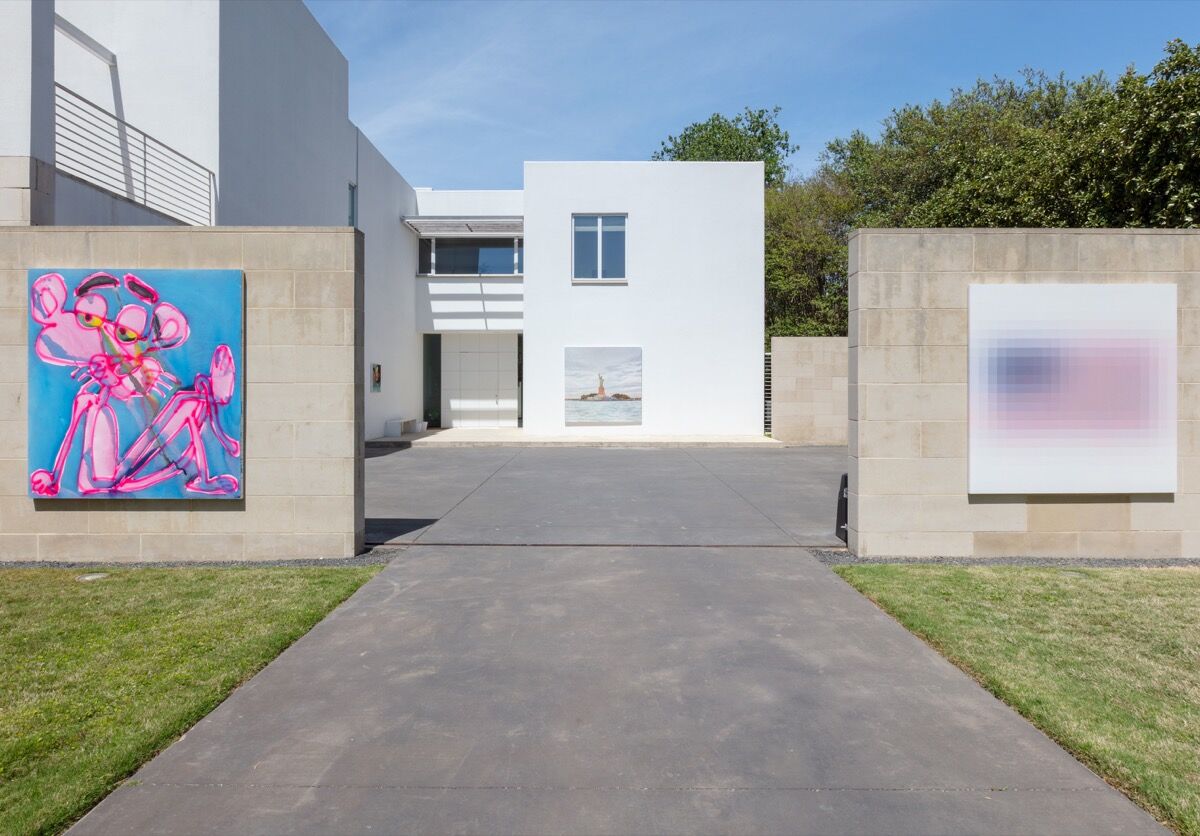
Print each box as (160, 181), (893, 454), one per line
(0, 546), (407, 570)
(811, 548), (1200, 568)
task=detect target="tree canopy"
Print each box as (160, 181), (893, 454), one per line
(653, 39), (1200, 341)
(765, 173), (856, 337)
(652, 106), (796, 188)
(826, 39), (1200, 228)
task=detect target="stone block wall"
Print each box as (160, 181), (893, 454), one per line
(770, 337), (847, 445)
(849, 229), (1200, 558)
(0, 226), (364, 561)
(0, 156), (54, 226)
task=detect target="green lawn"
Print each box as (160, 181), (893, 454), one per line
(0, 565), (381, 835)
(834, 564), (1200, 835)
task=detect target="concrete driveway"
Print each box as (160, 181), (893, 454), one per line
(366, 446), (849, 547)
(74, 448), (1163, 835)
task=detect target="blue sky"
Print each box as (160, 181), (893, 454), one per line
(305, 0), (1196, 190)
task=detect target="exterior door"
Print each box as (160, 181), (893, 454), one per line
(440, 333), (519, 427)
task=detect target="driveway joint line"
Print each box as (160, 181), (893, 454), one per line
(409, 448), (524, 545)
(683, 449), (803, 546)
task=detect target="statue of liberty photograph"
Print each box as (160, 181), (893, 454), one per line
(564, 347), (642, 426)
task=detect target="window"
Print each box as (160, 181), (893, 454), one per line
(416, 238), (523, 276)
(348, 183), (358, 227)
(573, 214), (625, 281)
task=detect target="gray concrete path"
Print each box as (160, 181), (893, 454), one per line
(367, 447), (848, 547)
(74, 449), (1162, 833)
(75, 545), (1162, 835)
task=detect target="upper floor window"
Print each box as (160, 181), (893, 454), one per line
(417, 237), (522, 276)
(573, 214), (626, 281)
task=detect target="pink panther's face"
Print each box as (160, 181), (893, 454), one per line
(30, 272), (190, 373)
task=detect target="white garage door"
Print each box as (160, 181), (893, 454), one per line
(441, 333), (519, 428)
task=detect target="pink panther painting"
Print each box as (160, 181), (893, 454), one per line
(27, 269), (244, 499)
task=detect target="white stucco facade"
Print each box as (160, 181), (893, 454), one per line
(2, 0), (421, 438)
(2, 0), (766, 441)
(52, 0), (222, 177)
(522, 162), (764, 436)
(415, 189), (524, 218)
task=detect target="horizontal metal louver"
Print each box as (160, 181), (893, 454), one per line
(404, 217), (524, 235)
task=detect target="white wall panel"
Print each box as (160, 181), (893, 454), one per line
(441, 333), (518, 428)
(522, 161), (764, 436)
(416, 277), (523, 332)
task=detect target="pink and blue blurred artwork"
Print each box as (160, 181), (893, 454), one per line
(27, 268), (244, 500)
(969, 284), (1176, 494)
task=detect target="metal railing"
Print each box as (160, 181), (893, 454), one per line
(54, 83), (215, 226)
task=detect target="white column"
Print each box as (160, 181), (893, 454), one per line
(0, 0), (55, 225)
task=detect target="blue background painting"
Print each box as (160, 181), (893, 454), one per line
(27, 268), (244, 499)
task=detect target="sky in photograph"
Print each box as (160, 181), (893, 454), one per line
(305, 0), (1197, 190)
(564, 347), (642, 399)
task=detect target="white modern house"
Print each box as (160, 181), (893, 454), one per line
(2, 0), (764, 440)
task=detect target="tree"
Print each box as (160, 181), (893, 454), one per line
(1092, 39), (1200, 227)
(654, 41), (1199, 343)
(765, 173), (857, 338)
(824, 40), (1200, 229)
(653, 106), (796, 188)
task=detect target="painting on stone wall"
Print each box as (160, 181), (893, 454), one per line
(27, 269), (244, 499)
(565, 346), (642, 426)
(969, 284), (1176, 494)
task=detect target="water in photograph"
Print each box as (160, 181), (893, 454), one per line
(565, 399), (642, 426)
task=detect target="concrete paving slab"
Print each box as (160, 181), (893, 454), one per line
(368, 447), (846, 547)
(409, 448), (803, 546)
(687, 447), (846, 545)
(366, 448), (517, 543)
(77, 783), (1155, 836)
(73, 547), (1163, 835)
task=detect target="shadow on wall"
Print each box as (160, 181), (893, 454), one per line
(967, 494), (1176, 505)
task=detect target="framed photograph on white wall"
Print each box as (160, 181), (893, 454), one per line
(564, 347), (642, 426)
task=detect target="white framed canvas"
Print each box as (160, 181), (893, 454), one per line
(564, 347), (642, 426)
(969, 284), (1177, 494)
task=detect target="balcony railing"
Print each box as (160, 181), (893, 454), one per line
(54, 83), (215, 226)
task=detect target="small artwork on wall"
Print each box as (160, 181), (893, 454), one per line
(371, 363), (382, 393)
(969, 283), (1176, 494)
(565, 346), (642, 426)
(27, 269), (244, 499)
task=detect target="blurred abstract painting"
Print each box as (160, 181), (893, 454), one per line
(969, 284), (1176, 494)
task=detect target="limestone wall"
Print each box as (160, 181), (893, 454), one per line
(0, 226), (363, 561)
(849, 229), (1200, 558)
(770, 337), (847, 445)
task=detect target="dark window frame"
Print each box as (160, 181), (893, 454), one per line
(416, 236), (523, 277)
